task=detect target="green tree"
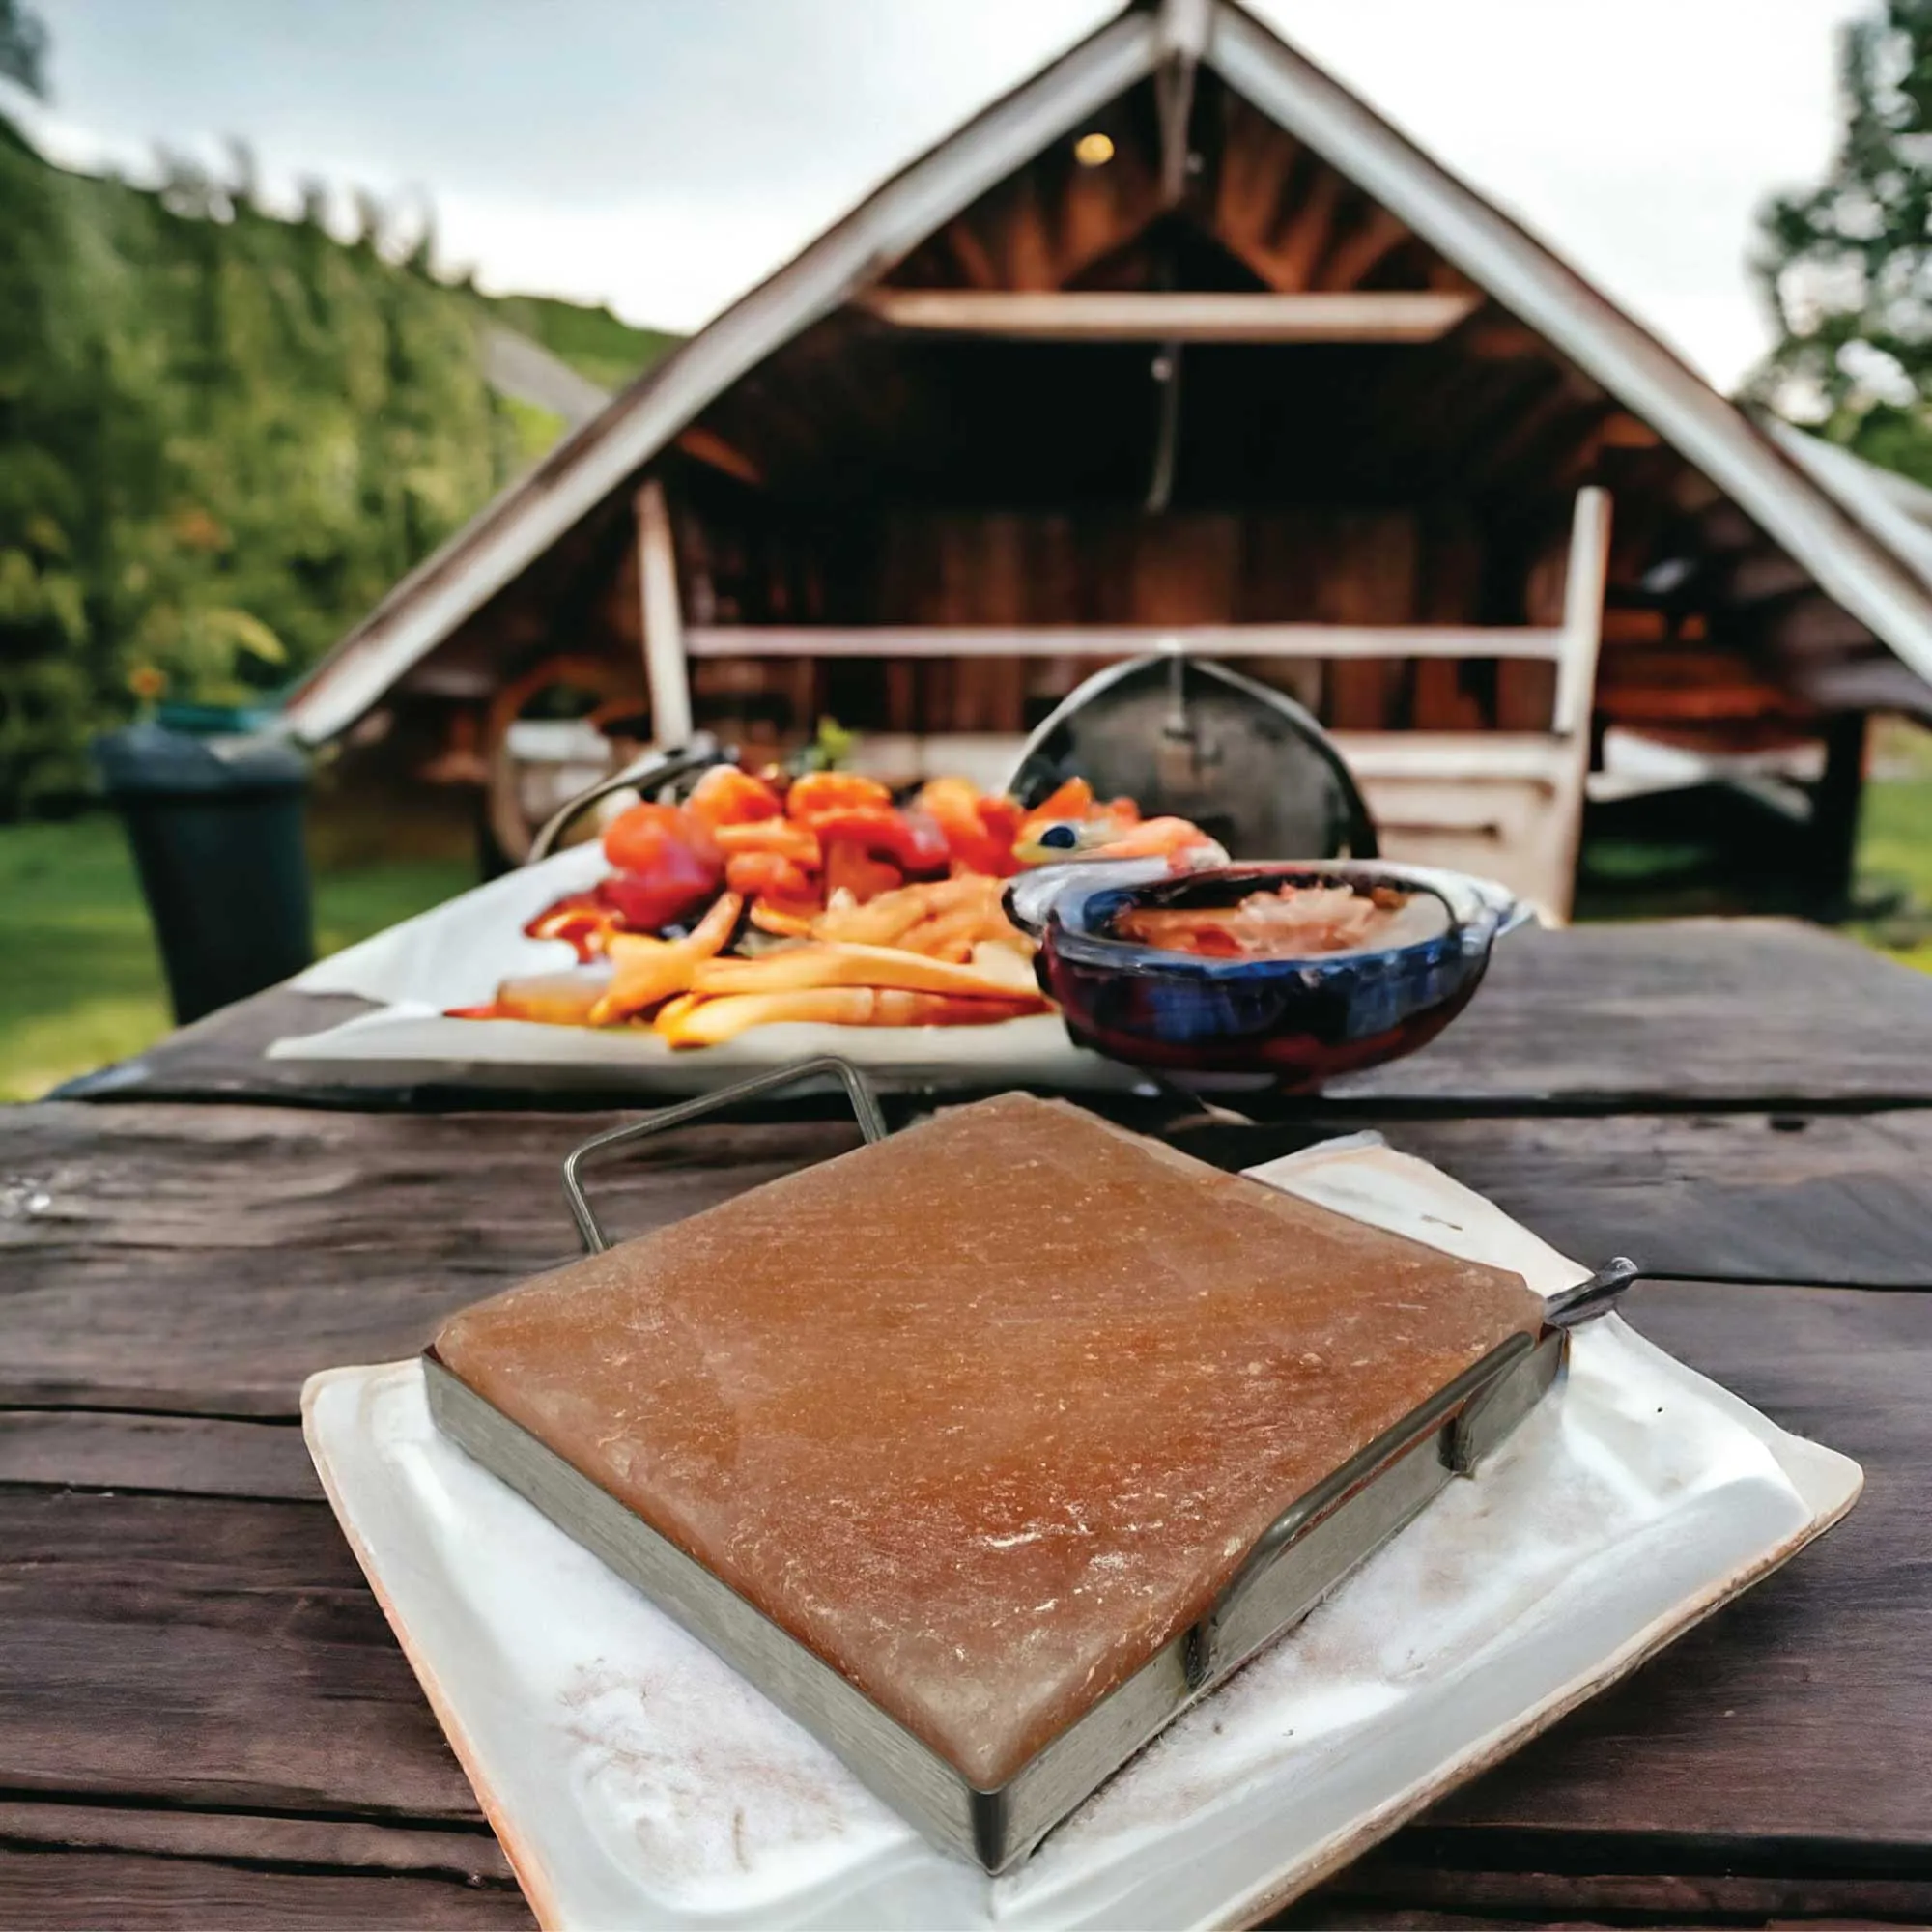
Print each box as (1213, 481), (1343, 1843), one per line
(1751, 0), (1932, 481)
(0, 0), (46, 96)
(0, 0), (674, 813)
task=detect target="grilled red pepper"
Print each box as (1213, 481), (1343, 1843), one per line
(599, 803), (724, 932)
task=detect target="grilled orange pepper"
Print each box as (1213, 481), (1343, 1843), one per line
(724, 850), (819, 905)
(812, 809), (947, 873)
(824, 838), (903, 904)
(713, 818), (822, 867)
(687, 764), (783, 829)
(785, 771), (893, 820)
(1017, 777), (1094, 842)
(916, 778), (1025, 876)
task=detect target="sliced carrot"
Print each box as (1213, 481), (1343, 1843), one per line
(658, 985), (1045, 1048)
(748, 896), (818, 938)
(588, 891), (743, 1025)
(659, 987), (879, 1047)
(714, 819), (821, 865)
(691, 938), (1040, 1001)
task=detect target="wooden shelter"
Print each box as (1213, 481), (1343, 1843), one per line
(286, 0), (1932, 914)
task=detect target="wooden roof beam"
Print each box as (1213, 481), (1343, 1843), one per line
(686, 621), (1572, 661)
(855, 287), (1479, 342)
(1315, 205), (1410, 292)
(1257, 164), (1340, 290)
(673, 426), (765, 488)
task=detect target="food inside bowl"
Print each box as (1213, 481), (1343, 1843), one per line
(1011, 859), (1524, 1090)
(1116, 881), (1414, 958)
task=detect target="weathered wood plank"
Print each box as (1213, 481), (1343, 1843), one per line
(0, 1800), (509, 1885)
(1173, 1109), (1932, 1288)
(1330, 919), (1932, 1110)
(49, 923), (1932, 1113)
(0, 1490), (482, 1822)
(10, 1100), (1932, 1422)
(1278, 1848), (1932, 1928)
(11, 1805), (1919, 1931)
(1, 1103), (859, 1412)
(0, 1849), (530, 1930)
(0, 1287), (1922, 1857)
(0, 1412), (321, 1502)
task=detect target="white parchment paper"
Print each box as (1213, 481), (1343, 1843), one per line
(277, 845), (1134, 1094)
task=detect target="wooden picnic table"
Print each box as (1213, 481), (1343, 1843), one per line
(7, 916), (1932, 1927)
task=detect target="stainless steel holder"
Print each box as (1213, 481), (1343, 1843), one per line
(533, 1065), (1645, 1868)
(561, 1055), (889, 1254)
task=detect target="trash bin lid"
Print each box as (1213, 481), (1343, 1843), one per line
(93, 721), (309, 797)
(156, 698), (283, 737)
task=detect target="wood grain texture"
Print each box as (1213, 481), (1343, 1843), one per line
(10, 1099), (1932, 1421)
(49, 923), (1932, 1113)
(1, 1288), (1923, 1859)
(11, 1047), (1932, 1925)
(1329, 919), (1932, 1109)
(0, 1800), (510, 1884)
(1438, 1281), (1932, 1843)
(0, 1489), (481, 1821)
(2, 1102), (858, 1412)
(0, 1850), (530, 1930)
(1172, 1109), (1932, 1288)
(0, 1412), (321, 1501)
(1277, 1853), (1932, 1928)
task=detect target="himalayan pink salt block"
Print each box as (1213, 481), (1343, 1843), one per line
(430, 1094), (1546, 1867)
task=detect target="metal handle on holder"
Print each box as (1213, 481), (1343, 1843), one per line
(526, 733), (731, 865)
(561, 1056), (890, 1254)
(1544, 1257), (1640, 1328)
(1185, 1254), (1642, 1690)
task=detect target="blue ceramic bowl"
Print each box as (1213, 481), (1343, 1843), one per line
(1005, 860), (1529, 1090)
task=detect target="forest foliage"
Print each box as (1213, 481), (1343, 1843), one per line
(1752, 0), (1932, 483)
(0, 26), (673, 813)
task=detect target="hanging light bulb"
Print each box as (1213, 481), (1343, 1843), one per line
(1073, 131), (1116, 167)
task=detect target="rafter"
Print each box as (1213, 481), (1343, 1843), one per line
(673, 426), (764, 488)
(1263, 165), (1341, 291)
(1316, 205), (1410, 291)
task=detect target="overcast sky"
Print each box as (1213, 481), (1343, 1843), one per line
(15, 0), (1861, 392)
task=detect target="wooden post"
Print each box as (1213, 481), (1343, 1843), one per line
(1809, 712), (1868, 916)
(1545, 485), (1613, 923)
(1554, 486), (1612, 739)
(635, 478), (693, 746)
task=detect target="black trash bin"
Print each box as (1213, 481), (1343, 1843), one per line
(94, 722), (315, 1025)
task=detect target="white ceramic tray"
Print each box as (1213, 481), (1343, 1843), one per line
(302, 1137), (1860, 1931)
(274, 845), (1138, 1094)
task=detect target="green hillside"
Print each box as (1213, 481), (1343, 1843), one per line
(0, 114), (676, 814)
(492, 291), (680, 394)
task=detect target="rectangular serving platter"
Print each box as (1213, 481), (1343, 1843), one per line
(273, 841), (1141, 1094)
(302, 1137), (1862, 1930)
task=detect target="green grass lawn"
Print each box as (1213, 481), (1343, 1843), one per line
(4, 781), (1932, 1105)
(1850, 778), (1932, 970)
(0, 815), (469, 1101)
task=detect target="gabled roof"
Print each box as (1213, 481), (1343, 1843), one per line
(283, 0), (1932, 744)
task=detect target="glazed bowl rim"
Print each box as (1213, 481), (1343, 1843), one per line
(1036, 859), (1524, 980)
